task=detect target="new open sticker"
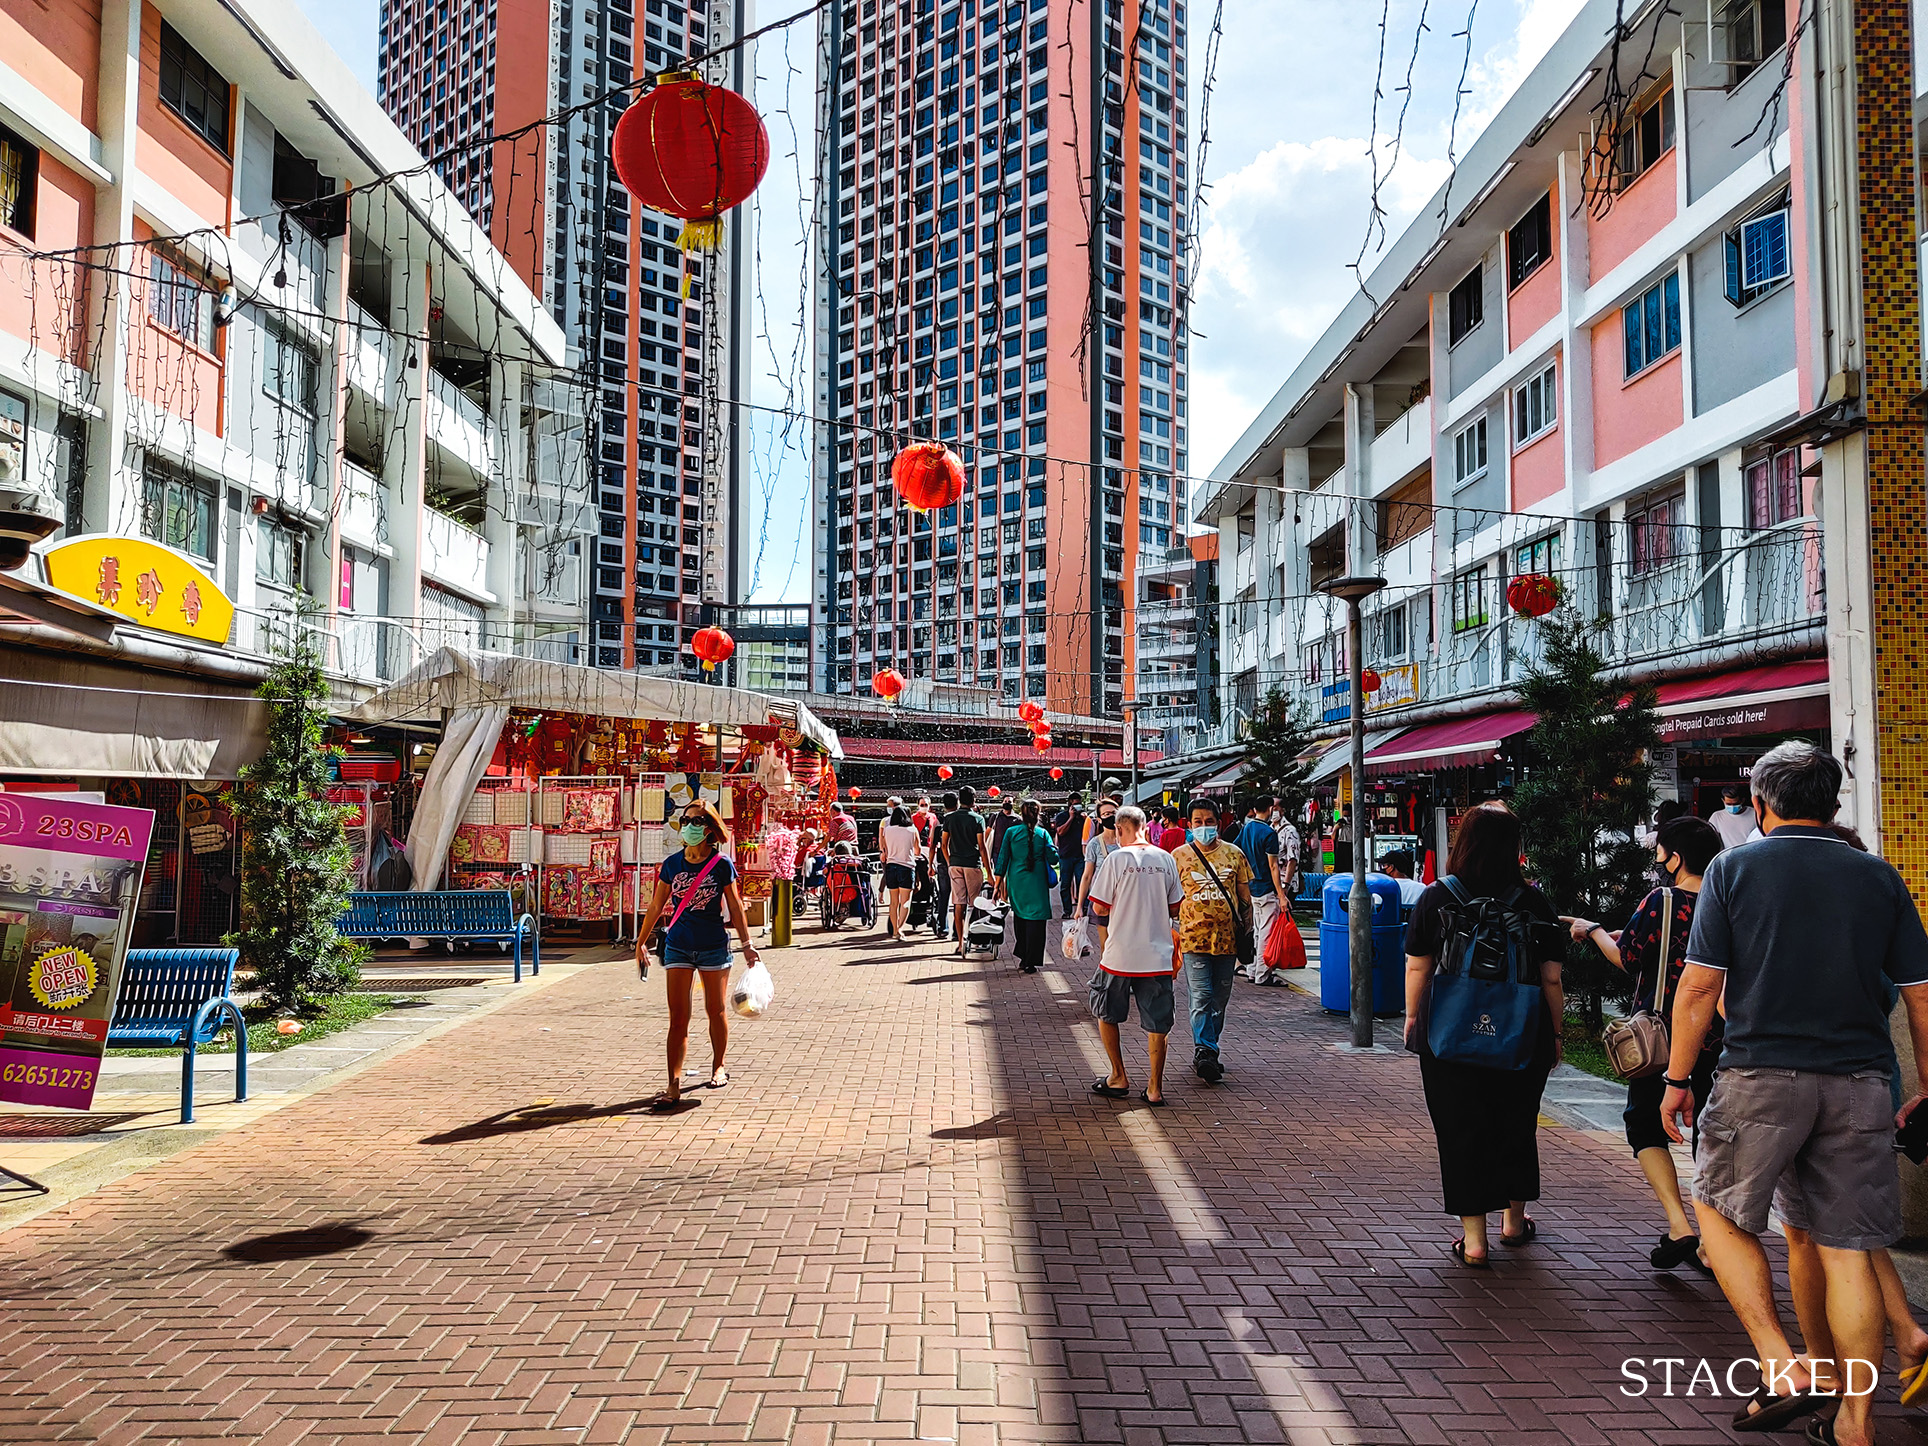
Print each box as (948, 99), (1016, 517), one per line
(27, 946), (98, 1011)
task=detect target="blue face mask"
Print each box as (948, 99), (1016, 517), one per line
(1728, 803), (1746, 814)
(680, 823), (710, 846)
(1192, 825), (1217, 846)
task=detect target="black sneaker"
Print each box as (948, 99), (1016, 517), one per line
(1194, 1047), (1224, 1084)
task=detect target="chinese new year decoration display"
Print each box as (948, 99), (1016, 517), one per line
(1033, 734), (1052, 753)
(890, 441), (966, 513)
(1361, 669), (1382, 694)
(611, 76), (770, 265)
(690, 625), (735, 673)
(871, 667), (906, 704)
(1506, 573), (1558, 618)
(1016, 701), (1044, 724)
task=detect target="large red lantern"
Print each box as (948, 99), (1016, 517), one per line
(690, 625), (735, 672)
(1016, 701), (1044, 724)
(1049, 767), (1063, 780)
(890, 442), (966, 513)
(936, 765), (953, 781)
(1506, 573), (1559, 618)
(872, 667), (907, 703)
(611, 76), (771, 261)
(1033, 734), (1052, 753)
(1361, 669), (1382, 694)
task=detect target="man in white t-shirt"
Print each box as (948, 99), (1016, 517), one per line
(1710, 783), (1764, 848)
(1086, 804), (1184, 1106)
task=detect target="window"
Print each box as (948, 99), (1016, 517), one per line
(1513, 362), (1557, 445)
(256, 515), (305, 588)
(1452, 416), (1488, 487)
(1622, 272), (1681, 378)
(0, 389), (24, 484)
(1744, 448), (1803, 529)
(148, 252), (215, 351)
(1374, 604), (1406, 661)
(1451, 565), (1489, 633)
(140, 462), (217, 561)
(1628, 490), (1685, 575)
(1725, 196), (1790, 307)
(1507, 193), (1551, 289)
(1515, 531), (1562, 576)
(158, 21), (232, 153)
(1725, 0), (1787, 80)
(1613, 82), (1674, 190)
(0, 122), (38, 239)
(1447, 265), (1484, 346)
(263, 327), (316, 413)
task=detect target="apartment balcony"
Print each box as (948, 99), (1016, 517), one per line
(422, 506), (494, 603)
(344, 301), (393, 401)
(427, 370), (495, 479)
(1371, 396), (1431, 490)
(340, 459), (381, 551)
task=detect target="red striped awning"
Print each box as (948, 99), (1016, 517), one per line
(836, 736), (1153, 768)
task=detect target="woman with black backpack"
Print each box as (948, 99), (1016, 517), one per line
(1402, 804), (1566, 1268)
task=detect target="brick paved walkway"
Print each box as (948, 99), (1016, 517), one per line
(1, 924), (1924, 1444)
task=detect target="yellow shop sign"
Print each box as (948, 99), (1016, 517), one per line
(43, 535), (235, 645)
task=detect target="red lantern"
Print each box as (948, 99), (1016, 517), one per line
(611, 76), (770, 262)
(1506, 573), (1559, 618)
(890, 442), (966, 513)
(1049, 767), (1064, 780)
(1033, 735), (1052, 753)
(1016, 701), (1044, 724)
(872, 667), (907, 703)
(988, 786), (1002, 799)
(1028, 718), (1051, 735)
(937, 765), (953, 781)
(690, 625), (735, 672)
(848, 787), (862, 800)
(1361, 669), (1382, 694)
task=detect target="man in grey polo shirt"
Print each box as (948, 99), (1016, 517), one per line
(1664, 741), (1928, 1445)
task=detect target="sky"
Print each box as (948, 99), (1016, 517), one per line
(293, 0), (1590, 602)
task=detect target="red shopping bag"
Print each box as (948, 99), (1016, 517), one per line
(1266, 912), (1308, 971)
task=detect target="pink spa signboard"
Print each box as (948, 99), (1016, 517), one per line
(0, 795), (154, 1110)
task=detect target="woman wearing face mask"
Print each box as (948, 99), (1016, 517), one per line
(1563, 816), (1724, 1271)
(994, 799), (1060, 973)
(635, 801), (761, 1111)
(1074, 796), (1124, 918)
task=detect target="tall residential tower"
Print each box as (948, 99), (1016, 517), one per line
(379, 0), (755, 674)
(811, 0), (1189, 715)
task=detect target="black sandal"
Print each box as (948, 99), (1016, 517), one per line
(1138, 1092), (1168, 1107)
(1450, 1239), (1490, 1269)
(1651, 1232), (1701, 1269)
(1730, 1384), (1830, 1433)
(1499, 1218), (1537, 1247)
(1805, 1417), (1837, 1445)
(1091, 1080), (1129, 1099)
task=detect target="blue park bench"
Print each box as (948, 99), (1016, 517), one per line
(1294, 870), (1330, 908)
(107, 947), (249, 1124)
(338, 890), (539, 982)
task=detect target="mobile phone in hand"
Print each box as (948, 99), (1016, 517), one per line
(1897, 1097), (1928, 1164)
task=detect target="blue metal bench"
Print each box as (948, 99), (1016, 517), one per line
(107, 947), (248, 1124)
(1294, 870), (1330, 908)
(339, 891), (539, 982)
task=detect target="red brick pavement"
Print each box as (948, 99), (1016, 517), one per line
(0, 925), (1923, 1444)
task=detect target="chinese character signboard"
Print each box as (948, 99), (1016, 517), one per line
(41, 535), (235, 645)
(0, 795), (154, 1110)
(1365, 664), (1421, 714)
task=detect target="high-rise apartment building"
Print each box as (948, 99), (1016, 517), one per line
(810, 0), (1190, 715)
(379, 0), (755, 674)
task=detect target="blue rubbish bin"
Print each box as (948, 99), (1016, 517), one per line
(1318, 874), (1407, 1015)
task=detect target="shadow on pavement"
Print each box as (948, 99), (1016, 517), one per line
(419, 1097), (669, 1144)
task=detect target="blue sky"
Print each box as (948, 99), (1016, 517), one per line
(294, 0), (1587, 601)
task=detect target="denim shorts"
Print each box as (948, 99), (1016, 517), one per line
(883, 862), (915, 890)
(664, 943), (732, 972)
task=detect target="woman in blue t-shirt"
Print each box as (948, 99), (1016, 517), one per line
(636, 801), (761, 1111)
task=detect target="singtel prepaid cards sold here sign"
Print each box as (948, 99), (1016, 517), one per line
(0, 794), (154, 1110)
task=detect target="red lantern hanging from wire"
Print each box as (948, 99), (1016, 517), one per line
(1033, 734), (1053, 753)
(690, 625), (735, 673)
(936, 765), (953, 781)
(1049, 766), (1063, 780)
(1361, 669), (1383, 694)
(848, 787), (862, 800)
(987, 786), (1002, 799)
(1016, 701), (1044, 724)
(610, 74), (771, 270)
(890, 442), (966, 513)
(1505, 573), (1559, 618)
(871, 667), (907, 704)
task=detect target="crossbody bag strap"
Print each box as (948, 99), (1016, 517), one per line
(1653, 887), (1675, 1017)
(665, 851), (725, 933)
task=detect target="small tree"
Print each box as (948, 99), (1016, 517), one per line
(1512, 609), (1659, 1028)
(1239, 684), (1319, 820)
(230, 628), (363, 1013)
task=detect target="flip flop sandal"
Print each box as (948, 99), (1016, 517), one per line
(708, 1071), (730, 1090)
(1499, 1218), (1537, 1247)
(1091, 1081), (1129, 1099)
(1450, 1239), (1490, 1269)
(1138, 1092), (1168, 1107)
(1731, 1386), (1830, 1433)
(1901, 1362), (1928, 1407)
(1805, 1416), (1838, 1444)
(1650, 1233), (1700, 1269)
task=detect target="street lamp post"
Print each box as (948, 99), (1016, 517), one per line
(1317, 574), (1387, 1049)
(1119, 699), (1141, 804)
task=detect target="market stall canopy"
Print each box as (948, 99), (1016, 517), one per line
(347, 646), (843, 758)
(1365, 710), (1538, 773)
(1649, 658), (1828, 743)
(1304, 731), (1402, 784)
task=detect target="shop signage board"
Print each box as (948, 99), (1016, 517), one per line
(1654, 693), (1829, 744)
(41, 534), (236, 645)
(0, 795), (154, 1111)
(1365, 664), (1420, 714)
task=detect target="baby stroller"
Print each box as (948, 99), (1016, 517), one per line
(819, 851), (876, 930)
(905, 856), (935, 932)
(963, 893), (1008, 959)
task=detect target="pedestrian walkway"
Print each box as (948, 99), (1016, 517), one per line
(1, 923), (1923, 1443)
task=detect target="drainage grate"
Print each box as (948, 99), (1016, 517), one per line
(353, 976), (489, 992)
(0, 1113), (147, 1139)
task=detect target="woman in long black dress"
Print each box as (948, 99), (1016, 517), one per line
(1402, 804), (1565, 1267)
